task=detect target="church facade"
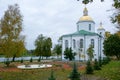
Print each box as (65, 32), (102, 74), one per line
(61, 7), (105, 61)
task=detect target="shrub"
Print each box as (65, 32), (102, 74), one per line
(38, 57), (41, 62)
(98, 56), (102, 67)
(69, 62), (81, 80)
(86, 61), (93, 74)
(30, 57), (33, 62)
(94, 59), (101, 70)
(4, 58), (11, 67)
(102, 57), (110, 65)
(48, 70), (56, 80)
(21, 58), (23, 63)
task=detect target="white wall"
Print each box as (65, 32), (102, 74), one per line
(77, 21), (95, 32)
(62, 35), (104, 61)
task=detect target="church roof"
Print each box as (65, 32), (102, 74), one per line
(79, 16), (93, 21)
(62, 30), (99, 37)
(78, 7), (94, 22)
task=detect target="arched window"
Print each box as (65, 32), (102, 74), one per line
(89, 24), (91, 31)
(65, 40), (68, 49)
(73, 39), (76, 48)
(80, 39), (83, 48)
(91, 39), (94, 48)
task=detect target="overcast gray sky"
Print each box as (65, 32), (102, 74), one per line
(0, 0), (115, 50)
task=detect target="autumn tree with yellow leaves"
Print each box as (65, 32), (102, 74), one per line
(0, 4), (26, 62)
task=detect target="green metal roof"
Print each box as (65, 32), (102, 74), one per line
(62, 30), (100, 37)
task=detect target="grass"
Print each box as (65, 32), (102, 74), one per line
(94, 61), (120, 80)
(0, 60), (120, 80)
(0, 61), (74, 80)
(0, 69), (71, 80)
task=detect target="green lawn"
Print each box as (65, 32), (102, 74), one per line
(0, 61), (72, 80)
(0, 69), (71, 80)
(0, 61), (120, 80)
(95, 61), (120, 80)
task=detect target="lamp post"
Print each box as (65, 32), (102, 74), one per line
(99, 34), (102, 67)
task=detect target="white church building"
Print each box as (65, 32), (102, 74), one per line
(61, 7), (105, 61)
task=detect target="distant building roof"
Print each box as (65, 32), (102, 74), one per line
(62, 30), (100, 37)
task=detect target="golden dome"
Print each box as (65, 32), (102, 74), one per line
(79, 16), (93, 21)
(79, 7), (94, 22)
(98, 22), (105, 30)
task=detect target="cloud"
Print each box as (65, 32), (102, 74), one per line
(0, 0), (114, 50)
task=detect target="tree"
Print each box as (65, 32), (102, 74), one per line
(77, 0), (104, 4)
(64, 47), (75, 61)
(111, 0), (120, 31)
(53, 44), (62, 58)
(102, 57), (110, 65)
(43, 37), (52, 58)
(48, 70), (56, 80)
(87, 45), (94, 61)
(104, 34), (120, 60)
(35, 34), (45, 60)
(105, 31), (111, 39)
(86, 60), (93, 74)
(35, 34), (52, 59)
(0, 4), (26, 62)
(69, 62), (81, 80)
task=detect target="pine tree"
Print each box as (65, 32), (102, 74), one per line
(69, 62), (80, 80)
(64, 47), (75, 61)
(48, 70), (56, 80)
(86, 61), (93, 74)
(94, 59), (101, 70)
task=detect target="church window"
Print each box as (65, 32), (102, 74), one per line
(91, 39), (94, 48)
(73, 39), (76, 48)
(77, 25), (79, 31)
(65, 40), (68, 49)
(80, 39), (83, 48)
(89, 24), (91, 31)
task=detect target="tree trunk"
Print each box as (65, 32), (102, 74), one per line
(12, 55), (16, 62)
(116, 55), (120, 60)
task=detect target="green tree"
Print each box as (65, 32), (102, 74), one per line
(35, 34), (52, 59)
(48, 70), (56, 80)
(35, 34), (45, 60)
(53, 44), (62, 58)
(43, 37), (52, 58)
(87, 45), (94, 61)
(0, 4), (26, 62)
(86, 60), (94, 74)
(64, 47), (75, 61)
(105, 31), (111, 39)
(104, 34), (120, 60)
(69, 62), (81, 80)
(111, 0), (120, 31)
